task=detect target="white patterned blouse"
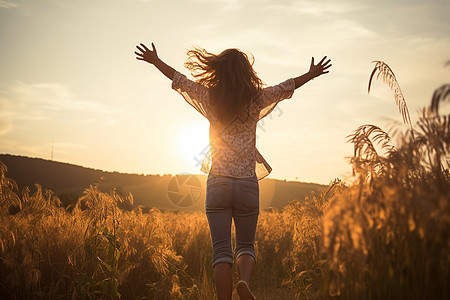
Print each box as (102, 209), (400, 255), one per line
(172, 71), (295, 180)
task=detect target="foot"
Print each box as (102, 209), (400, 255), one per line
(236, 280), (255, 300)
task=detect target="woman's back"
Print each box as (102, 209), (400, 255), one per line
(172, 70), (296, 179)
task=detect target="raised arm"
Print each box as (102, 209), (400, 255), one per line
(135, 42), (176, 81)
(293, 56), (332, 89)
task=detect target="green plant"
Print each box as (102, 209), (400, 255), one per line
(71, 226), (122, 299)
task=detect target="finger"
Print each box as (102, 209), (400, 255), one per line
(323, 64), (332, 70)
(323, 59), (332, 67)
(311, 57), (314, 66)
(318, 56), (327, 65)
(134, 51), (144, 57)
(136, 45), (145, 53)
(152, 42), (157, 53)
(140, 43), (150, 51)
(136, 57), (144, 60)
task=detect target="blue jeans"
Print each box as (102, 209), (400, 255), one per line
(205, 172), (259, 268)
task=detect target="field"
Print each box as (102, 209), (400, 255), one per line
(0, 66), (449, 299)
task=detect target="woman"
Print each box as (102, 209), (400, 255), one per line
(135, 43), (331, 300)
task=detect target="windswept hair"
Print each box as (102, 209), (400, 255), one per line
(184, 47), (265, 125)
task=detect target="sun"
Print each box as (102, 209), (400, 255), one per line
(175, 120), (210, 168)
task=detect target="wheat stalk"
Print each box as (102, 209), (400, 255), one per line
(347, 124), (396, 180)
(368, 61), (412, 126)
(347, 124), (395, 160)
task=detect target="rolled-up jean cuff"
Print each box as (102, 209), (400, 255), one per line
(235, 250), (256, 263)
(212, 257), (233, 268)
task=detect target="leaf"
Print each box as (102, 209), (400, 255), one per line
(368, 61), (412, 125)
(101, 279), (109, 295)
(97, 256), (112, 272)
(430, 84), (450, 115)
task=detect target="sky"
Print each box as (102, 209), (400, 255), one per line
(0, 0), (449, 184)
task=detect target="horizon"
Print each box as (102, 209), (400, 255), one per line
(0, 153), (326, 184)
(1, 0), (449, 185)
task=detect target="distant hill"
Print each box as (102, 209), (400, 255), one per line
(0, 154), (326, 212)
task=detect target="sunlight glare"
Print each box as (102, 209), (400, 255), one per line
(175, 120), (210, 168)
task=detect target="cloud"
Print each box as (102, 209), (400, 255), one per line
(263, 0), (366, 15)
(0, 0), (17, 9)
(0, 112), (13, 135)
(6, 81), (104, 111)
(0, 81), (115, 135)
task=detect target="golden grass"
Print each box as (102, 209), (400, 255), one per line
(0, 163), (331, 299)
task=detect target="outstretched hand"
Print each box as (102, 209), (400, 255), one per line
(135, 43), (159, 64)
(309, 56), (332, 79)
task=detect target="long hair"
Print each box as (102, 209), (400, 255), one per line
(184, 47), (265, 125)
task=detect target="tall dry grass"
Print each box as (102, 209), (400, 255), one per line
(321, 62), (449, 299)
(0, 176), (203, 299)
(0, 162), (324, 299)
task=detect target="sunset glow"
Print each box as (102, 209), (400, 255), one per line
(175, 120), (210, 169)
